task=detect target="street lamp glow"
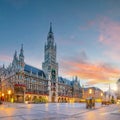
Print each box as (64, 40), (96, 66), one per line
(8, 90), (11, 102)
(8, 90), (11, 95)
(2, 93), (4, 96)
(101, 93), (103, 97)
(89, 89), (92, 94)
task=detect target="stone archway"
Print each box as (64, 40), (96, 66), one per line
(14, 86), (25, 102)
(52, 92), (56, 102)
(32, 96), (37, 101)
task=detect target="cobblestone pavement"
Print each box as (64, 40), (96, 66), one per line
(0, 103), (119, 120)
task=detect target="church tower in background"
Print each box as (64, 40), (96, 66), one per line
(42, 23), (58, 102)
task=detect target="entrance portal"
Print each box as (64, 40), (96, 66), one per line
(52, 92), (56, 102)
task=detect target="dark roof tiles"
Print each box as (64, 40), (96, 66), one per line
(24, 64), (46, 78)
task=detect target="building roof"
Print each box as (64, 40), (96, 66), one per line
(58, 77), (82, 88)
(58, 77), (72, 86)
(84, 87), (103, 92)
(71, 79), (81, 88)
(24, 64), (46, 78)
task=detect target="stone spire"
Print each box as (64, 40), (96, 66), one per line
(12, 50), (18, 69)
(49, 22), (53, 33)
(13, 50), (18, 62)
(19, 44), (24, 58)
(47, 22), (54, 46)
(19, 44), (25, 68)
(3, 64), (5, 69)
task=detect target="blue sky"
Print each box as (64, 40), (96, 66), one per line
(0, 0), (120, 91)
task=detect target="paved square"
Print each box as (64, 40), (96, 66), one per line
(0, 103), (119, 120)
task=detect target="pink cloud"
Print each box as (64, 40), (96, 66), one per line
(81, 16), (120, 62)
(99, 18), (120, 46)
(59, 59), (120, 85)
(98, 17), (120, 61)
(0, 55), (12, 62)
(80, 20), (95, 30)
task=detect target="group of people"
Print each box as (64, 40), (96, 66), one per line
(86, 97), (95, 109)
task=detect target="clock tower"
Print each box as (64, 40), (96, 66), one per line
(42, 23), (58, 102)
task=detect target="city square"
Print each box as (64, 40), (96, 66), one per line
(0, 103), (120, 120)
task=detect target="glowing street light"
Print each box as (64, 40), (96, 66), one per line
(101, 93), (103, 97)
(2, 93), (4, 97)
(8, 90), (11, 102)
(89, 89), (92, 94)
(8, 90), (11, 95)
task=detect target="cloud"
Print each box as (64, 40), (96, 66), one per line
(80, 16), (120, 62)
(80, 20), (95, 30)
(63, 50), (88, 63)
(59, 49), (120, 85)
(0, 55), (12, 62)
(98, 17), (120, 61)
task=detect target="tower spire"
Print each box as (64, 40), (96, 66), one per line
(14, 50), (18, 61)
(14, 50), (17, 57)
(47, 22), (54, 46)
(12, 50), (18, 67)
(19, 44), (24, 66)
(19, 44), (24, 57)
(49, 22), (52, 33)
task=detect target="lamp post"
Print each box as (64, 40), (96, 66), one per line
(2, 93), (4, 97)
(101, 92), (103, 102)
(101, 93), (103, 97)
(2, 93), (4, 101)
(8, 90), (11, 102)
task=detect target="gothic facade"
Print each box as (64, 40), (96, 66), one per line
(0, 23), (82, 103)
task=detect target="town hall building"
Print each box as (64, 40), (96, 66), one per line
(0, 23), (82, 103)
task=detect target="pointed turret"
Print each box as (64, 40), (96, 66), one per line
(49, 22), (53, 33)
(3, 64), (5, 69)
(47, 22), (54, 46)
(19, 44), (24, 58)
(13, 50), (18, 62)
(14, 50), (17, 58)
(19, 44), (25, 68)
(12, 50), (19, 70)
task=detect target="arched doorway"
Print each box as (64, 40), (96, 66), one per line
(52, 92), (55, 102)
(14, 86), (24, 102)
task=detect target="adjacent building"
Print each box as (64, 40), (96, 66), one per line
(83, 87), (103, 99)
(117, 79), (120, 99)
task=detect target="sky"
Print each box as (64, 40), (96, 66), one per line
(0, 0), (120, 91)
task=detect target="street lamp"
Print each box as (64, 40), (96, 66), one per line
(2, 93), (4, 97)
(101, 92), (103, 99)
(101, 93), (103, 97)
(89, 89), (92, 98)
(8, 90), (11, 102)
(1, 93), (4, 101)
(89, 89), (92, 94)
